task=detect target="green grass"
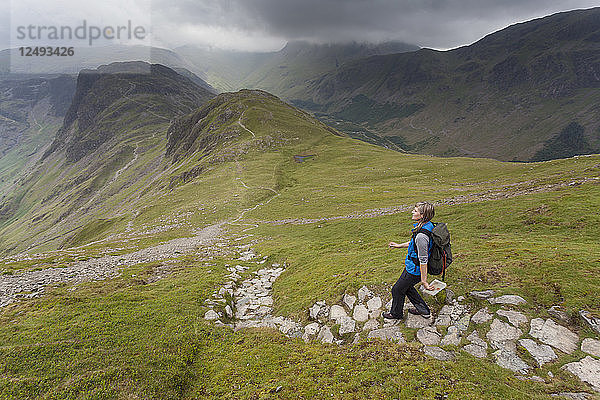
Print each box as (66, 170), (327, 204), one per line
(0, 90), (599, 398)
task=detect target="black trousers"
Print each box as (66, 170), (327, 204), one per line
(390, 268), (430, 317)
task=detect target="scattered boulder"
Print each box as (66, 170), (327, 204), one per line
(358, 286), (373, 302)
(423, 346), (454, 361)
(205, 310), (220, 320)
(445, 288), (455, 304)
(406, 313), (433, 329)
(562, 356), (600, 392)
(302, 322), (320, 342)
(550, 393), (592, 400)
(417, 327), (441, 346)
(489, 295), (527, 305)
(367, 326), (405, 343)
(330, 305), (347, 323)
(472, 307), (493, 324)
(343, 294), (356, 310)
(339, 316), (356, 335)
(579, 311), (600, 335)
(225, 305), (233, 318)
(463, 344), (488, 358)
(486, 319), (522, 344)
(466, 330), (488, 349)
(317, 325), (334, 344)
(530, 318), (579, 354)
(440, 326), (462, 346)
(497, 309), (528, 327)
(470, 289), (496, 299)
(455, 314), (471, 331)
(548, 305), (571, 324)
(363, 319), (380, 331)
(493, 349), (530, 374)
(353, 304), (369, 322)
(367, 296), (382, 311)
(581, 338), (600, 358)
(519, 338), (558, 366)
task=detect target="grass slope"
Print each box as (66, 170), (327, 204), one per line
(0, 90), (598, 399)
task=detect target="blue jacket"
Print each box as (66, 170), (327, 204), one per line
(405, 221), (434, 276)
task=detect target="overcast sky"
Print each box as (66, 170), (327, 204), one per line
(3, 0), (599, 52)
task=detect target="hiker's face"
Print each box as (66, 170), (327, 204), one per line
(411, 207), (422, 221)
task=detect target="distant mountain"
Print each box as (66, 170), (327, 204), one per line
(174, 40), (419, 96)
(295, 8), (600, 161)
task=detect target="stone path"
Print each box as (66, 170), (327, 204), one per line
(0, 223), (226, 308)
(205, 258), (600, 395)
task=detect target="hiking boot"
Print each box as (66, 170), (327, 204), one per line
(407, 307), (431, 318)
(382, 312), (403, 320)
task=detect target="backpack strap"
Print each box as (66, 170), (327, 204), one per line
(410, 226), (433, 267)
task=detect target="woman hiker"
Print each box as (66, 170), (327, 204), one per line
(383, 202), (435, 320)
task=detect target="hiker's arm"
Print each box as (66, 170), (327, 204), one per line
(415, 233), (433, 290)
(420, 263), (432, 290)
(388, 241), (410, 248)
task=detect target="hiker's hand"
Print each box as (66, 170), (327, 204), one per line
(389, 242), (399, 248)
(421, 281), (433, 291)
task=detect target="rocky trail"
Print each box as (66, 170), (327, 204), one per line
(203, 246), (600, 397)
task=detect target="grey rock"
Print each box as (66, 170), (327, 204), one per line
(367, 326), (405, 343)
(317, 325), (334, 344)
(548, 305), (571, 324)
(406, 313), (433, 329)
(530, 318), (579, 354)
(309, 303), (322, 320)
(497, 309), (528, 327)
(329, 305), (347, 323)
(369, 309), (382, 320)
(581, 338), (600, 358)
(343, 293), (356, 310)
(466, 331), (488, 349)
(457, 296), (465, 302)
(489, 295), (527, 305)
(339, 316), (356, 335)
(358, 285), (373, 302)
(423, 346), (454, 361)
(562, 356), (600, 392)
(455, 314), (471, 331)
(487, 318), (522, 343)
(469, 289), (496, 300)
(353, 304), (369, 322)
(551, 393), (592, 400)
(445, 288), (455, 304)
(463, 344), (488, 358)
(363, 319), (380, 331)
(441, 326), (462, 346)
(519, 338), (558, 366)
(304, 322), (320, 337)
(204, 310), (220, 320)
(434, 314), (452, 327)
(493, 349), (530, 374)
(224, 305), (233, 318)
(367, 296), (382, 311)
(579, 310), (600, 335)
(417, 327), (442, 346)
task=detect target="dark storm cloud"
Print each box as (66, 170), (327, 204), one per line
(151, 0), (600, 49)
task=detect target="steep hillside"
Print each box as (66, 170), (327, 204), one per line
(0, 74), (76, 198)
(0, 62), (215, 254)
(296, 8), (600, 161)
(0, 81), (598, 398)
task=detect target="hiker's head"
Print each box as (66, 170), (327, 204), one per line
(412, 202), (434, 230)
